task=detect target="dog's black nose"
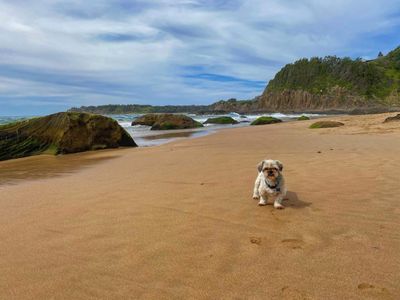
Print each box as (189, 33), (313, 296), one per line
(268, 171), (274, 176)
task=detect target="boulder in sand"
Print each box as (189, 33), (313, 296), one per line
(383, 114), (400, 123)
(204, 116), (238, 125)
(132, 114), (203, 130)
(309, 121), (344, 128)
(297, 115), (310, 121)
(0, 112), (137, 161)
(250, 116), (282, 126)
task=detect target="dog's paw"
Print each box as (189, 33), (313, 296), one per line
(274, 203), (285, 209)
(252, 195), (260, 200)
(258, 199), (267, 206)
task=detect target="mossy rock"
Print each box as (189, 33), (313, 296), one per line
(297, 115), (310, 121)
(204, 116), (238, 125)
(250, 116), (282, 126)
(309, 121), (344, 128)
(0, 112), (137, 161)
(131, 114), (160, 126)
(132, 114), (203, 130)
(383, 114), (400, 123)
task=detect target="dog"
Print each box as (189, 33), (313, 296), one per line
(252, 159), (287, 209)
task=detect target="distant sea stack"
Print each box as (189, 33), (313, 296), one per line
(0, 112), (137, 161)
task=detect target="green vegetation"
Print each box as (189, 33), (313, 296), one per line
(297, 115), (310, 121)
(0, 112), (136, 161)
(266, 48), (400, 104)
(309, 121), (344, 128)
(203, 116), (238, 124)
(250, 116), (282, 126)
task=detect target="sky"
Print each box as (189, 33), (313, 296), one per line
(1, 0), (400, 115)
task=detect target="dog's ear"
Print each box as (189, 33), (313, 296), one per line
(275, 160), (283, 171)
(257, 161), (265, 172)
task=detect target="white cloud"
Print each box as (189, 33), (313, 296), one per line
(0, 0), (399, 114)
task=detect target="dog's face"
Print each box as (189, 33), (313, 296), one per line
(257, 159), (283, 180)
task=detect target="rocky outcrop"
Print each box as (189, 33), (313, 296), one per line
(0, 112), (137, 161)
(209, 98), (260, 114)
(203, 116), (238, 125)
(297, 115), (310, 121)
(384, 114), (400, 123)
(132, 114), (203, 130)
(250, 116), (282, 126)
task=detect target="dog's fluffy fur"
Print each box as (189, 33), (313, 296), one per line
(252, 159), (287, 209)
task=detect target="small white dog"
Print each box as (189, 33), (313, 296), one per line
(252, 159), (287, 209)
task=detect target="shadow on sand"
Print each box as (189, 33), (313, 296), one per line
(283, 191), (311, 209)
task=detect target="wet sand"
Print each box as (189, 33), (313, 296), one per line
(0, 150), (120, 186)
(0, 113), (400, 299)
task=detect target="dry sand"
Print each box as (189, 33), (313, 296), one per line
(1, 113), (400, 299)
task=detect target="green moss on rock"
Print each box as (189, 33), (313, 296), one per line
(0, 112), (137, 161)
(250, 116), (282, 126)
(309, 121), (344, 128)
(204, 116), (238, 125)
(297, 115), (310, 121)
(132, 114), (203, 130)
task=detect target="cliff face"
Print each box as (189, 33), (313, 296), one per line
(258, 87), (373, 112)
(255, 48), (400, 112)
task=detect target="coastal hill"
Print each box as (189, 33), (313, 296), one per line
(258, 47), (400, 112)
(70, 46), (400, 114)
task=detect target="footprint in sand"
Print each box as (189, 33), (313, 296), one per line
(250, 237), (261, 245)
(281, 286), (311, 299)
(281, 238), (304, 249)
(358, 283), (390, 296)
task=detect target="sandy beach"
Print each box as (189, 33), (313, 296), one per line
(1, 113), (400, 299)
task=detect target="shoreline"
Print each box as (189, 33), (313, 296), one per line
(1, 112), (400, 299)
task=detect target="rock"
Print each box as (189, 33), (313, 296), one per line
(383, 114), (400, 123)
(309, 121), (344, 128)
(250, 116), (282, 126)
(203, 116), (238, 125)
(131, 114), (160, 126)
(297, 115), (310, 121)
(132, 114), (203, 130)
(0, 112), (137, 161)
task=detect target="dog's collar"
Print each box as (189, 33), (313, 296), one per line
(265, 176), (281, 191)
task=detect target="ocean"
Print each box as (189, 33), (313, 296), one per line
(0, 112), (323, 146)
